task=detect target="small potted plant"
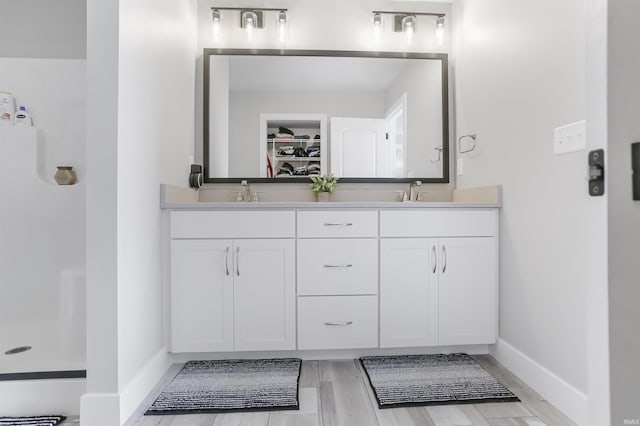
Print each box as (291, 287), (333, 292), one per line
(309, 174), (338, 202)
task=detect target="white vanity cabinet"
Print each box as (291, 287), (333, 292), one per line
(169, 211), (296, 353)
(296, 210), (379, 350)
(379, 210), (498, 347)
(166, 205), (500, 354)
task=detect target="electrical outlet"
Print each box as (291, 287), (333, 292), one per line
(457, 158), (464, 176)
(554, 120), (586, 155)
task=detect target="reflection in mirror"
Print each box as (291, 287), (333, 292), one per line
(204, 50), (449, 183)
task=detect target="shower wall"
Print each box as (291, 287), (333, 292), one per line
(0, 57), (86, 374)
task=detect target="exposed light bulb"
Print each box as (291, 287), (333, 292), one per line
(211, 9), (221, 41)
(373, 13), (382, 42)
(373, 13), (382, 26)
(402, 15), (416, 42)
(435, 16), (445, 44)
(242, 11), (258, 41)
(277, 10), (288, 44)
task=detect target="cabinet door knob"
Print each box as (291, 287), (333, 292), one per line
(322, 264), (353, 268)
(323, 321), (353, 326)
(323, 222), (353, 227)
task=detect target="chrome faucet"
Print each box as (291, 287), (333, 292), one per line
(240, 180), (251, 202)
(409, 180), (422, 201)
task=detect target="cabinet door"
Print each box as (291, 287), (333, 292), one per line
(380, 238), (438, 347)
(233, 239), (295, 351)
(170, 239), (234, 352)
(438, 237), (497, 345)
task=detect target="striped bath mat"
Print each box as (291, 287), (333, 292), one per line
(360, 353), (519, 408)
(145, 358), (302, 415)
(0, 416), (66, 426)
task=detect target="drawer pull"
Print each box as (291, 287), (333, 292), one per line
(323, 222), (353, 227)
(324, 321), (353, 327)
(322, 264), (353, 268)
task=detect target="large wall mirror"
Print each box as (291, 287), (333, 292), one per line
(204, 49), (449, 183)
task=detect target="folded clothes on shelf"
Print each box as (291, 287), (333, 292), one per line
(267, 133), (276, 139)
(276, 133), (294, 139)
(293, 147), (308, 157)
(277, 162), (294, 176)
(279, 126), (294, 136)
(307, 163), (321, 174)
(293, 166), (308, 175)
(293, 134), (310, 140)
(278, 146), (295, 156)
(314, 134), (320, 139)
(307, 147), (320, 157)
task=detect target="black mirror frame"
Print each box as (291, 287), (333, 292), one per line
(203, 48), (449, 184)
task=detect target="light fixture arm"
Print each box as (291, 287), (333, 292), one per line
(372, 10), (445, 18)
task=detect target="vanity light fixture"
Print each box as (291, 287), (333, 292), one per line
(372, 10), (446, 43)
(211, 9), (222, 40)
(401, 15), (416, 41)
(277, 10), (288, 44)
(373, 12), (383, 26)
(211, 7), (288, 42)
(435, 15), (446, 44)
(372, 12), (383, 41)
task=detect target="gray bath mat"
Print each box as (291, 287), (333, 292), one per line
(0, 415), (66, 425)
(145, 358), (302, 415)
(360, 353), (519, 408)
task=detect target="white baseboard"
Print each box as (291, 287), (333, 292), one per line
(119, 348), (173, 424)
(80, 392), (121, 426)
(0, 378), (85, 417)
(491, 338), (588, 425)
(170, 344), (490, 363)
(80, 348), (172, 426)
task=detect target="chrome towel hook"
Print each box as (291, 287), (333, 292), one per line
(458, 133), (477, 154)
(431, 145), (443, 163)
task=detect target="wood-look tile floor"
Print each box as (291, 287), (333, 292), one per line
(124, 355), (575, 426)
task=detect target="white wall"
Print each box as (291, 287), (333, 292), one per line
(228, 90), (385, 176)
(0, 0), (86, 59)
(82, 0), (197, 423)
(454, 0), (588, 423)
(607, 0), (640, 423)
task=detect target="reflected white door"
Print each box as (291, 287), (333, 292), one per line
(331, 117), (388, 177)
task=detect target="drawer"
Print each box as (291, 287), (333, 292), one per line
(297, 239), (378, 295)
(170, 210), (295, 238)
(297, 295), (378, 350)
(380, 209), (497, 237)
(297, 211), (378, 238)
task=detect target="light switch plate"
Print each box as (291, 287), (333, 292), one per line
(457, 158), (464, 176)
(554, 120), (586, 155)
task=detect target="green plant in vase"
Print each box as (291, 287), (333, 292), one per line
(309, 174), (338, 201)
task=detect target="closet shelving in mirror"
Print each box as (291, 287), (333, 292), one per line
(261, 114), (327, 179)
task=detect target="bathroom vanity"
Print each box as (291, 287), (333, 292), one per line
(163, 187), (500, 355)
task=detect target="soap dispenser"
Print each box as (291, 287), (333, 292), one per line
(14, 106), (32, 126)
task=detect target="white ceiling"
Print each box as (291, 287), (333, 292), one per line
(227, 56), (414, 92)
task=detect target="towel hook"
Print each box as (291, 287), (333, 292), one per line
(458, 133), (477, 154)
(430, 146), (443, 163)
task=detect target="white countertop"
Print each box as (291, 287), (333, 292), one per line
(159, 184), (502, 210)
(161, 200), (500, 210)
